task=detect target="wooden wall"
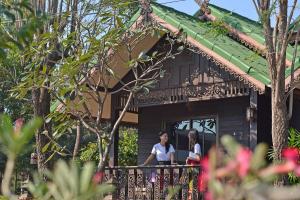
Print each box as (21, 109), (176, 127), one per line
(290, 90), (300, 131)
(137, 96), (250, 164)
(257, 92), (272, 147)
(136, 44), (251, 164)
(157, 49), (236, 89)
(134, 48), (250, 107)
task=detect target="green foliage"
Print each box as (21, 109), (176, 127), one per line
(288, 128), (300, 148)
(0, 52), (32, 120)
(0, 115), (42, 157)
(118, 128), (138, 166)
(80, 142), (100, 163)
(0, 0), (45, 58)
(28, 160), (114, 200)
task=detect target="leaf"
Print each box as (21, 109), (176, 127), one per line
(106, 67), (115, 76)
(177, 46), (184, 52)
(221, 135), (240, 156)
(44, 151), (56, 164)
(45, 117), (52, 124)
(80, 162), (94, 193)
(152, 51), (158, 57)
(42, 142), (51, 153)
(115, 16), (124, 28)
(251, 143), (268, 170)
(138, 51), (146, 59)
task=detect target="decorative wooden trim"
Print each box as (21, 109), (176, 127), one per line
(150, 13), (266, 93)
(135, 81), (250, 107)
(285, 67), (300, 90)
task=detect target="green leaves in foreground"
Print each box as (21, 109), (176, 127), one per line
(28, 160), (114, 200)
(0, 114), (42, 157)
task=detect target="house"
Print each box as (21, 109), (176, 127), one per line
(59, 2), (300, 199)
(103, 2), (300, 165)
(66, 1), (300, 164)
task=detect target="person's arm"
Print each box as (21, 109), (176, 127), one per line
(142, 145), (156, 166)
(186, 144), (201, 163)
(143, 154), (155, 165)
(187, 153), (201, 161)
(169, 144), (176, 164)
(170, 152), (175, 164)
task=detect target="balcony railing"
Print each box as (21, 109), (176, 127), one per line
(104, 165), (203, 200)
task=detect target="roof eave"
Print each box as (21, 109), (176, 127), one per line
(150, 12), (266, 93)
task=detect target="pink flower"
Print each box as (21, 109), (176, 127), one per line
(198, 156), (210, 192)
(260, 162), (296, 177)
(282, 148), (300, 164)
(236, 148), (252, 177)
(204, 191), (213, 200)
(216, 160), (237, 178)
(294, 166), (300, 176)
(198, 171), (208, 192)
(274, 162), (296, 174)
(92, 171), (104, 184)
(14, 118), (24, 134)
(201, 156), (209, 171)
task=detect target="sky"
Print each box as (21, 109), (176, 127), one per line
(156, 0), (299, 22)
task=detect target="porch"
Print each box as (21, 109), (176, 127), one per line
(104, 165), (202, 200)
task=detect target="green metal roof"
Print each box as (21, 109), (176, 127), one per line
(207, 3), (300, 78)
(134, 2), (300, 86)
(151, 2), (270, 85)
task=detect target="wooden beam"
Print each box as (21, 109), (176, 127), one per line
(249, 89), (258, 150)
(109, 94), (120, 166)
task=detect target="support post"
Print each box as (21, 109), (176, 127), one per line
(109, 94), (120, 166)
(249, 89), (258, 150)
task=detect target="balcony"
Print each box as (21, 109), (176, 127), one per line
(104, 165), (202, 200)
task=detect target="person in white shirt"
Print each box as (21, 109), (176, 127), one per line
(186, 129), (201, 164)
(142, 130), (175, 165)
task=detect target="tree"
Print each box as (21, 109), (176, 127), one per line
(12, 0), (139, 175)
(54, 24), (184, 171)
(9, 0), (183, 174)
(252, 0), (300, 184)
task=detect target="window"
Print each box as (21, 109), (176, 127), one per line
(168, 117), (217, 163)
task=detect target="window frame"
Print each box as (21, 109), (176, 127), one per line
(163, 114), (219, 162)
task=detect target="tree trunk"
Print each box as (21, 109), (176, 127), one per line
(32, 87), (51, 175)
(271, 77), (289, 185)
(72, 121), (81, 160)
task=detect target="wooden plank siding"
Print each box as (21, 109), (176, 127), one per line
(290, 90), (300, 131)
(137, 96), (250, 164)
(257, 92), (272, 147)
(135, 49), (250, 107)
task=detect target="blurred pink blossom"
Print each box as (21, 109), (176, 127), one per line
(92, 171), (104, 184)
(204, 191), (213, 200)
(14, 118), (24, 134)
(282, 148), (300, 164)
(236, 148), (252, 177)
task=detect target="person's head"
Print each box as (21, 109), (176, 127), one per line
(158, 130), (170, 153)
(188, 129), (199, 150)
(188, 129), (198, 142)
(158, 130), (169, 144)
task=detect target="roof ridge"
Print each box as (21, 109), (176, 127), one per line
(151, 2), (200, 21)
(207, 3), (262, 27)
